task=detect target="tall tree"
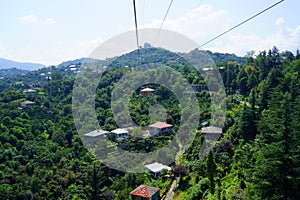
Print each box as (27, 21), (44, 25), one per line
(206, 151), (217, 194)
(253, 92), (300, 199)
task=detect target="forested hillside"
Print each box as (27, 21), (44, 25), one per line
(0, 47), (299, 199)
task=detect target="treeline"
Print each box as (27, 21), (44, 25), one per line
(177, 47), (300, 199)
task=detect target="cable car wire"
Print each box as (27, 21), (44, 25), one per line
(132, 0), (141, 59)
(198, 0), (285, 48)
(153, 0), (174, 45)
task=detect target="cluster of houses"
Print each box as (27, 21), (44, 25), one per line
(19, 89), (38, 108)
(66, 64), (80, 74)
(83, 85), (222, 200)
(84, 121), (222, 148)
(83, 121), (173, 147)
(84, 120), (222, 199)
(129, 124), (222, 200)
(128, 161), (171, 199)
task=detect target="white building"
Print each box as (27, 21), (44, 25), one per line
(145, 162), (171, 178)
(23, 89), (37, 95)
(20, 100), (35, 108)
(140, 87), (155, 97)
(111, 128), (130, 140)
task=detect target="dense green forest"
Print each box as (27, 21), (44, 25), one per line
(0, 47), (299, 199)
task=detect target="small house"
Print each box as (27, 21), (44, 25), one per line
(84, 129), (109, 145)
(23, 89), (37, 95)
(186, 84), (205, 93)
(130, 185), (160, 200)
(201, 125), (222, 140)
(148, 122), (173, 136)
(20, 100), (35, 108)
(145, 162), (171, 178)
(141, 87), (155, 97)
(111, 128), (130, 140)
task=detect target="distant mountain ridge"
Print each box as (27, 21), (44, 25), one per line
(0, 49), (245, 73)
(0, 58), (45, 71)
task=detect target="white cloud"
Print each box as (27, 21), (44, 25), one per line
(19, 14), (38, 23)
(276, 17), (285, 26)
(142, 4), (231, 43)
(79, 37), (105, 56)
(206, 23), (300, 56)
(43, 18), (56, 25)
(142, 5), (299, 56)
(19, 14), (57, 25)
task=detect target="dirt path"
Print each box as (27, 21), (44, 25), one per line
(165, 176), (180, 200)
(165, 139), (183, 200)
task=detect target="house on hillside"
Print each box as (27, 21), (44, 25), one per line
(186, 84), (205, 93)
(201, 125), (222, 140)
(20, 100), (35, 108)
(148, 122), (173, 136)
(84, 129), (109, 146)
(141, 87), (155, 97)
(111, 127), (133, 141)
(130, 185), (160, 200)
(145, 162), (171, 178)
(23, 89), (37, 95)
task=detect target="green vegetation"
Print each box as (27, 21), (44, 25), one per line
(0, 47), (299, 199)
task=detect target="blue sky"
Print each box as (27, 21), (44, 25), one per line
(0, 0), (299, 65)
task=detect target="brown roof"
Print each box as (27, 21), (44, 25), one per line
(130, 185), (159, 198)
(148, 122), (173, 129)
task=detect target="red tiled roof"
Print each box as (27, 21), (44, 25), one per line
(148, 122), (173, 129)
(130, 185), (159, 198)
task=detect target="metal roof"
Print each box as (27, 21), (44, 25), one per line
(145, 162), (171, 173)
(201, 126), (222, 134)
(141, 87), (155, 92)
(84, 129), (109, 137)
(111, 128), (129, 135)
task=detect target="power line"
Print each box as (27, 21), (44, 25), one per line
(153, 0), (174, 45)
(199, 0), (285, 48)
(132, 0), (141, 58)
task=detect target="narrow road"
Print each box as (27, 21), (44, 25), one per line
(165, 139), (183, 200)
(165, 177), (179, 200)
